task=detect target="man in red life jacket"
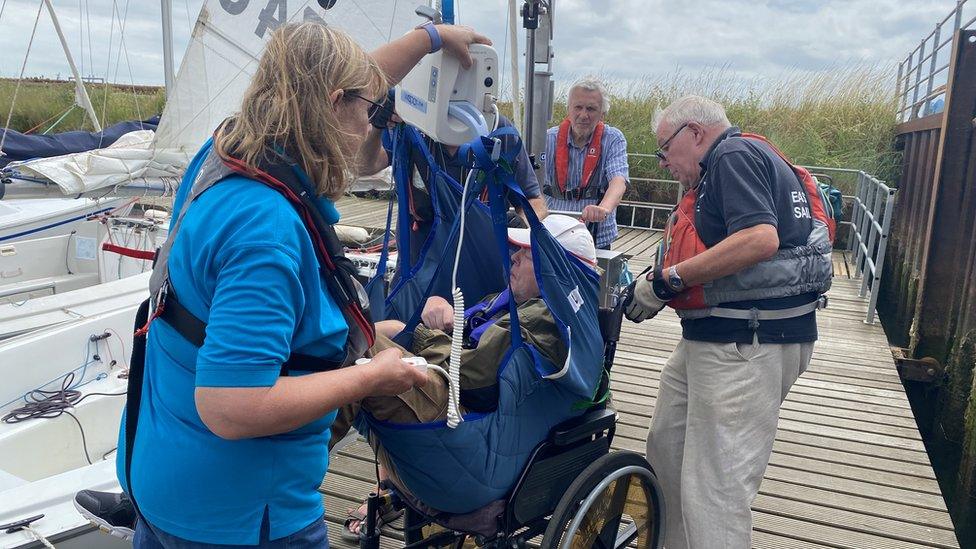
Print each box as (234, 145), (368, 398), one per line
(542, 76), (630, 249)
(625, 96), (832, 548)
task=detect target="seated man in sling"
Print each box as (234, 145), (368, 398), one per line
(332, 214), (596, 431)
(332, 215), (597, 536)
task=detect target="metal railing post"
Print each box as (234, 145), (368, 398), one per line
(860, 176), (884, 298)
(901, 54), (913, 122)
(954, 0), (964, 32)
(849, 172), (865, 255)
(854, 173), (874, 278)
(855, 175), (873, 280)
(865, 186), (896, 324)
(912, 40), (927, 118)
(896, 62), (905, 117)
(926, 23), (942, 99)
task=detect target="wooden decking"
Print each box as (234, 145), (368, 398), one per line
(323, 196), (959, 548)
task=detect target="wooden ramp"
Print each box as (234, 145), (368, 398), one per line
(323, 197), (959, 548)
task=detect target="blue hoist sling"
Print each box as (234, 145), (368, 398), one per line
(366, 124), (508, 325)
(357, 129), (604, 514)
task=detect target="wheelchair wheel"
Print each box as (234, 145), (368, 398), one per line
(540, 451), (663, 549)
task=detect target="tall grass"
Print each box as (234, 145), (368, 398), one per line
(2, 67), (899, 200)
(0, 79), (164, 135)
(505, 66), (900, 201)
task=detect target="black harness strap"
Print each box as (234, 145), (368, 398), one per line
(158, 289), (345, 375)
(123, 297), (150, 520)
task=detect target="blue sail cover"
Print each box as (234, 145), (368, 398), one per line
(373, 125), (507, 323)
(0, 116), (160, 168)
(361, 133), (604, 514)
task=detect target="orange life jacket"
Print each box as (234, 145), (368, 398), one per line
(554, 118), (604, 200)
(662, 132), (836, 311)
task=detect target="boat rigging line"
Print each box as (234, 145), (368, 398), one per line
(1, 334), (129, 465)
(0, 1), (46, 156)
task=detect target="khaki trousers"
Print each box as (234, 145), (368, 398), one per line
(331, 332), (452, 445)
(645, 337), (813, 549)
(330, 333), (457, 501)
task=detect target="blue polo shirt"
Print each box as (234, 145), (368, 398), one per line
(117, 140), (348, 544)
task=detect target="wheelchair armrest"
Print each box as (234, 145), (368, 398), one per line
(550, 408), (617, 446)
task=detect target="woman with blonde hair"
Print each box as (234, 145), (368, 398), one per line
(116, 20), (489, 548)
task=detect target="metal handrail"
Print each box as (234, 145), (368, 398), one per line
(847, 171), (895, 324)
(896, 0), (971, 123)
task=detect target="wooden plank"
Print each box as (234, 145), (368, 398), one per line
(761, 465), (946, 511)
(752, 529), (834, 549)
(753, 494), (958, 547)
(753, 511), (949, 549)
(757, 477), (955, 531)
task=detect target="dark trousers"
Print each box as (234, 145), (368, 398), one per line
(133, 512), (328, 548)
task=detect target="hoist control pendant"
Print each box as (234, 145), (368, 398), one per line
(396, 44), (499, 146)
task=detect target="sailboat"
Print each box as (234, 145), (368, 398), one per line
(0, 211), (168, 338)
(0, 1), (431, 547)
(0, 198), (132, 244)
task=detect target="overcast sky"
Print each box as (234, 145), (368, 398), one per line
(0, 0), (964, 95)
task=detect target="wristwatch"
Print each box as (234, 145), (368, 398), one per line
(667, 265), (685, 292)
(416, 21), (442, 53)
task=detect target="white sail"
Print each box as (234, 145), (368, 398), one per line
(7, 131), (186, 195)
(156, 0), (420, 155)
(6, 0), (420, 197)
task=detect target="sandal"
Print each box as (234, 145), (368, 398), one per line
(341, 498), (403, 542)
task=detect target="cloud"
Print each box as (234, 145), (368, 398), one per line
(0, 0), (958, 95)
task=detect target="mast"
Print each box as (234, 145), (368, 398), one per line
(440, 0), (455, 24)
(42, 0), (101, 132)
(161, 0), (176, 96)
(508, 0), (521, 131)
(520, 0), (554, 179)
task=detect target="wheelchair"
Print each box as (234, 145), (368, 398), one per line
(358, 292), (665, 549)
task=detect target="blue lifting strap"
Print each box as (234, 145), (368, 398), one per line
(375, 125), (508, 325)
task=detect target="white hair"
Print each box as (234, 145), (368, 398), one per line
(652, 95), (731, 132)
(568, 76), (610, 114)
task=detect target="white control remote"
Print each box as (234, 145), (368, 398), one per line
(403, 356), (428, 373)
(354, 356), (428, 373)
(403, 356), (427, 368)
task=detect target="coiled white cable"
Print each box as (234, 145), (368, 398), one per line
(444, 163), (480, 429)
(445, 286), (464, 428)
(444, 101), (499, 429)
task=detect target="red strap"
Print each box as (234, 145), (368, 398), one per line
(134, 301), (164, 338)
(555, 119), (605, 195)
(217, 153), (376, 348)
(102, 242), (157, 261)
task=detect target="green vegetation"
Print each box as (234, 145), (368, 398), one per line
(0, 78), (164, 135)
(3, 67), (899, 200)
(505, 66), (900, 201)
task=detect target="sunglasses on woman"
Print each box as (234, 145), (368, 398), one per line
(348, 93), (396, 127)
